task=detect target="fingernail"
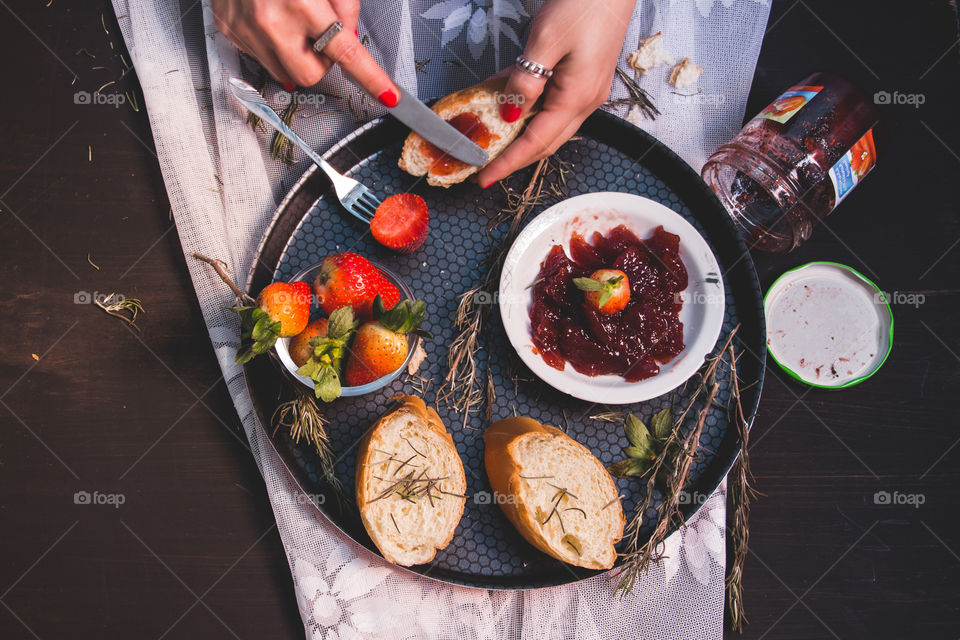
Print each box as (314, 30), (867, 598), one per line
(282, 82), (295, 92)
(482, 180), (494, 189)
(355, 28), (359, 36)
(378, 89), (399, 108)
(500, 102), (521, 123)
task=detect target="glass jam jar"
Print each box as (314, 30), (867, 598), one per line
(702, 72), (881, 252)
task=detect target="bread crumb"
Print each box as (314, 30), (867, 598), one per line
(407, 341), (427, 375)
(627, 32), (674, 74)
(669, 57), (703, 89)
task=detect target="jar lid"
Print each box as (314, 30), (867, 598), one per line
(764, 262), (893, 388)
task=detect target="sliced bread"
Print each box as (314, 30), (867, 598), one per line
(397, 78), (529, 188)
(484, 417), (625, 570)
(355, 395), (467, 566)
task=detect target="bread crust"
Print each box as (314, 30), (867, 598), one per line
(483, 417), (625, 570)
(397, 77), (531, 187)
(355, 395), (466, 565)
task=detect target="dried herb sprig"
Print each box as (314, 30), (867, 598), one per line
(725, 338), (758, 632)
(272, 385), (348, 510)
(437, 157), (567, 428)
(607, 67), (660, 120)
(271, 89), (301, 164)
(94, 293), (145, 331)
(614, 326), (740, 597)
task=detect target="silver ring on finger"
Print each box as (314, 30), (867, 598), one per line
(312, 21), (344, 54)
(515, 55), (554, 80)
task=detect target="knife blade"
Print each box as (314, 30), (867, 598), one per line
(387, 87), (490, 167)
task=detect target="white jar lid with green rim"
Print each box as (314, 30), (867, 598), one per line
(764, 261), (894, 388)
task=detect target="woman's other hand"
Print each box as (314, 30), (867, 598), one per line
(211, 0), (400, 106)
(476, 0), (636, 187)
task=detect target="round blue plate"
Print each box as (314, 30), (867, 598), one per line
(244, 110), (765, 589)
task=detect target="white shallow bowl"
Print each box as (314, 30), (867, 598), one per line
(275, 260), (418, 397)
(499, 192), (725, 405)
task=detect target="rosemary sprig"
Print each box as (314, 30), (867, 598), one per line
(271, 384), (349, 510)
(725, 338), (758, 632)
(437, 157), (568, 429)
(614, 326), (741, 597)
(607, 66), (660, 120)
(94, 293), (145, 331)
(271, 89), (301, 163)
(246, 68), (267, 132)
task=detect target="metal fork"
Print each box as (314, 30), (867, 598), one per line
(228, 77), (380, 224)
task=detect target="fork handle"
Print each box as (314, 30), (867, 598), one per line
(240, 94), (340, 179)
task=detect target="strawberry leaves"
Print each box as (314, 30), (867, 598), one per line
(295, 306), (357, 402)
(233, 305), (282, 364)
(574, 274), (625, 308)
(372, 295), (430, 337)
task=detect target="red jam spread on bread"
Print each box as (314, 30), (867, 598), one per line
(529, 225), (687, 382)
(423, 113), (494, 176)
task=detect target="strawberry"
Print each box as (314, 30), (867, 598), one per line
(234, 281), (311, 364)
(574, 269), (630, 315)
(313, 252), (401, 320)
(345, 296), (429, 387)
(294, 306), (358, 402)
(370, 193), (429, 253)
(289, 317), (328, 367)
(257, 282), (311, 336)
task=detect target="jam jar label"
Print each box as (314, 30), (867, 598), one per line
(757, 85), (823, 124)
(829, 129), (877, 203)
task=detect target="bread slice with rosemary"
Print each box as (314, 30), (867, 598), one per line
(355, 395), (467, 566)
(397, 77), (530, 188)
(484, 417), (625, 570)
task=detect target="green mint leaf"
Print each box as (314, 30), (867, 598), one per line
(624, 414), (652, 449)
(650, 408), (674, 440)
(573, 277), (602, 291)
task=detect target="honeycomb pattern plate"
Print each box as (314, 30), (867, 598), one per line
(243, 111), (766, 589)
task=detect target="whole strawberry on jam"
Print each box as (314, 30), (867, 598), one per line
(370, 193), (429, 254)
(292, 306), (357, 402)
(313, 252), (401, 321)
(234, 281), (312, 364)
(574, 269), (630, 315)
(345, 296), (430, 387)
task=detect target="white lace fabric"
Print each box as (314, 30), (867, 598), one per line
(109, 0), (769, 637)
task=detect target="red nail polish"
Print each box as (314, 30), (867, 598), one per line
(378, 89), (399, 108)
(282, 82), (295, 92)
(355, 28), (359, 36)
(500, 102), (521, 123)
(482, 180), (494, 189)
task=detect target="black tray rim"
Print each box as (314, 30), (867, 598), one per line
(242, 109), (767, 590)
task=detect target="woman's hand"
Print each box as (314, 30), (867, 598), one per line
(475, 0), (636, 187)
(211, 0), (399, 105)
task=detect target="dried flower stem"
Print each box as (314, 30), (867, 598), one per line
(437, 157), (567, 428)
(725, 337), (757, 632)
(94, 294), (145, 331)
(190, 252), (253, 304)
(615, 326), (741, 597)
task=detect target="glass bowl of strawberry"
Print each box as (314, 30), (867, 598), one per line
(274, 252), (424, 400)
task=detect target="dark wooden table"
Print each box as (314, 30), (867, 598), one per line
(1, 1), (958, 638)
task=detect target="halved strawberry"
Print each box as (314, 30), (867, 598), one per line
(574, 269), (630, 315)
(370, 193), (429, 254)
(314, 252), (401, 320)
(344, 296), (429, 387)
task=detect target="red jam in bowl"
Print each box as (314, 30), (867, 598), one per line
(528, 224), (687, 382)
